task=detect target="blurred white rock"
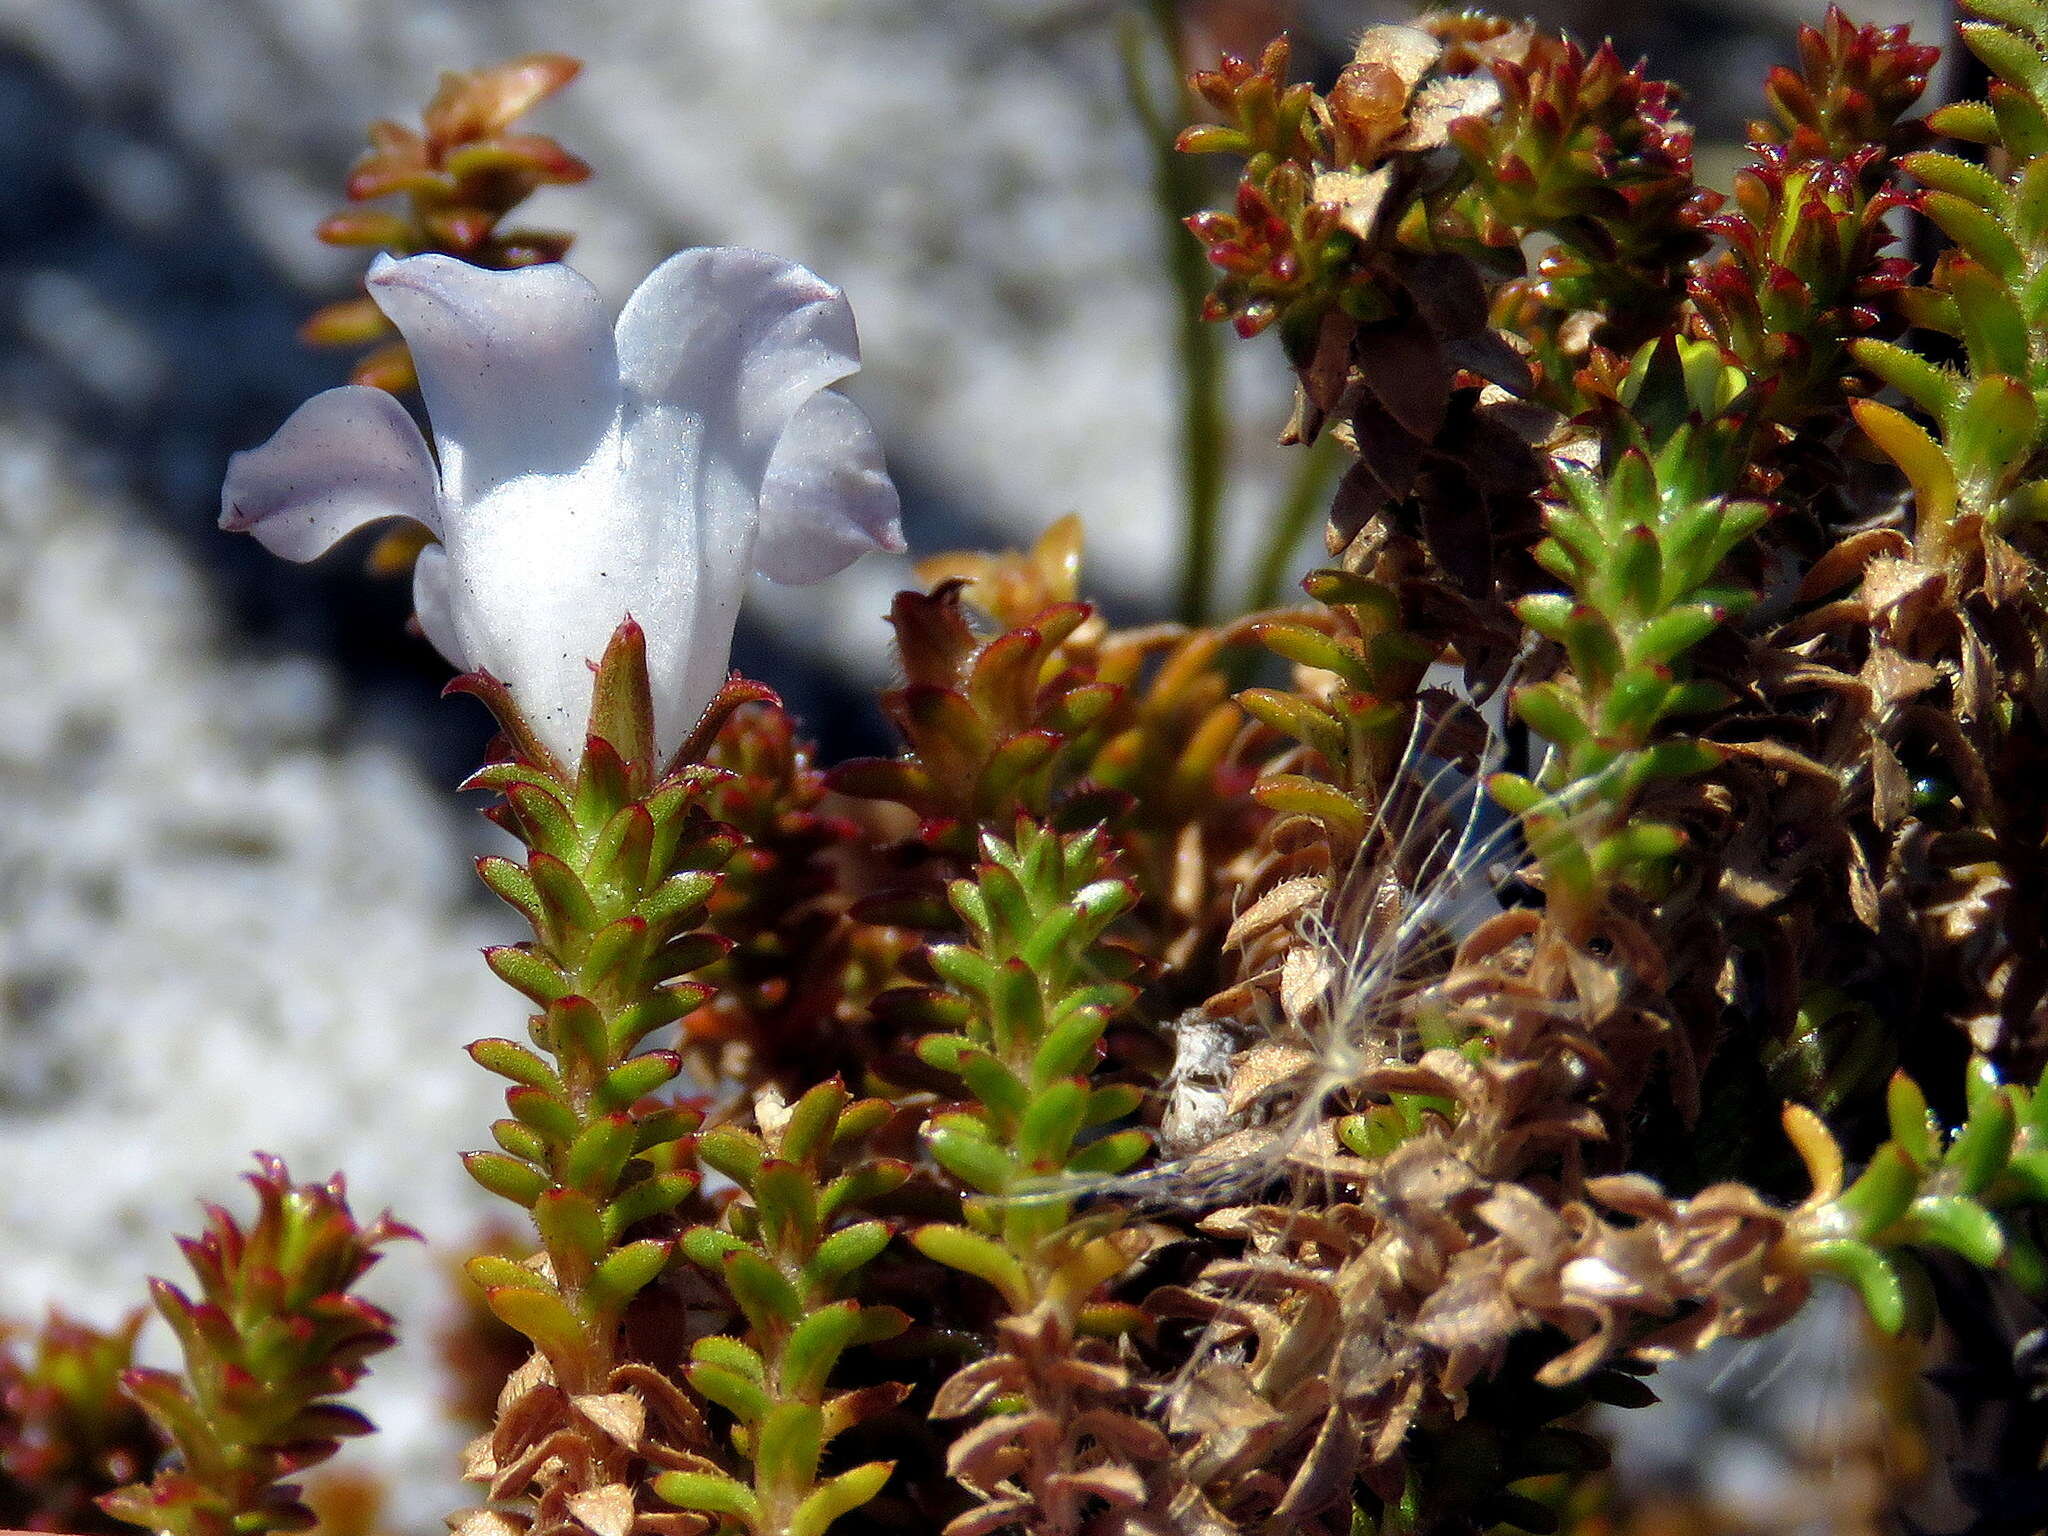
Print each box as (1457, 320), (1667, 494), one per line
(0, 419), (520, 1520)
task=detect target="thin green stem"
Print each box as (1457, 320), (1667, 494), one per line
(1246, 431), (1345, 610)
(1127, 1), (1227, 625)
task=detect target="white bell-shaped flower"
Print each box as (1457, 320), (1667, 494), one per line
(221, 249), (903, 765)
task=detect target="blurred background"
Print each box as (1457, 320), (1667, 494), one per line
(0, 0), (1968, 1529)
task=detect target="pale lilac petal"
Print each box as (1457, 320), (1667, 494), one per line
(613, 248), (862, 480)
(755, 390), (904, 584)
(367, 253), (620, 503)
(220, 385), (440, 562)
(410, 541), (461, 667)
(611, 248), (874, 748)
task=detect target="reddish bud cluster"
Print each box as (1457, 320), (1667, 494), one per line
(303, 53), (591, 393)
(99, 1158), (413, 1536)
(0, 1312), (156, 1534)
(1755, 5), (1939, 160)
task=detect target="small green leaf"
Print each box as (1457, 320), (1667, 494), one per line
(463, 1152), (547, 1209)
(781, 1302), (862, 1400)
(754, 1401), (825, 1500)
(1855, 400), (1959, 539)
(485, 1286), (585, 1356)
(1903, 1195), (2006, 1267)
(1017, 1079), (1089, 1171)
(1804, 1239), (1907, 1333)
(1946, 1088), (2018, 1196)
(1852, 340), (1956, 419)
(598, 1051), (681, 1110)
(692, 1333), (767, 1384)
(687, 1359), (772, 1425)
(929, 1125), (1016, 1194)
(697, 1127), (766, 1190)
(1887, 1072), (1938, 1167)
(781, 1080), (851, 1164)
(484, 946), (568, 1007)
(465, 1254), (552, 1294)
(1838, 1144), (1920, 1236)
(911, 1223), (1031, 1310)
(468, 1037), (563, 1094)
(724, 1247), (804, 1328)
(1067, 1128), (1151, 1175)
(654, 1471), (761, 1522)
(532, 1189), (608, 1265)
(804, 1221), (892, 1293)
(589, 1239), (672, 1310)
(565, 1113), (638, 1195)
(788, 1462), (895, 1536)
(602, 1172), (697, 1241)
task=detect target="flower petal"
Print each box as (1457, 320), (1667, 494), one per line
(613, 247), (862, 482)
(410, 541), (461, 667)
(219, 385), (440, 562)
(755, 390), (905, 584)
(367, 253), (620, 502)
(610, 248), (876, 751)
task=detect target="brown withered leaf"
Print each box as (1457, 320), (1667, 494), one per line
(565, 1486), (635, 1536)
